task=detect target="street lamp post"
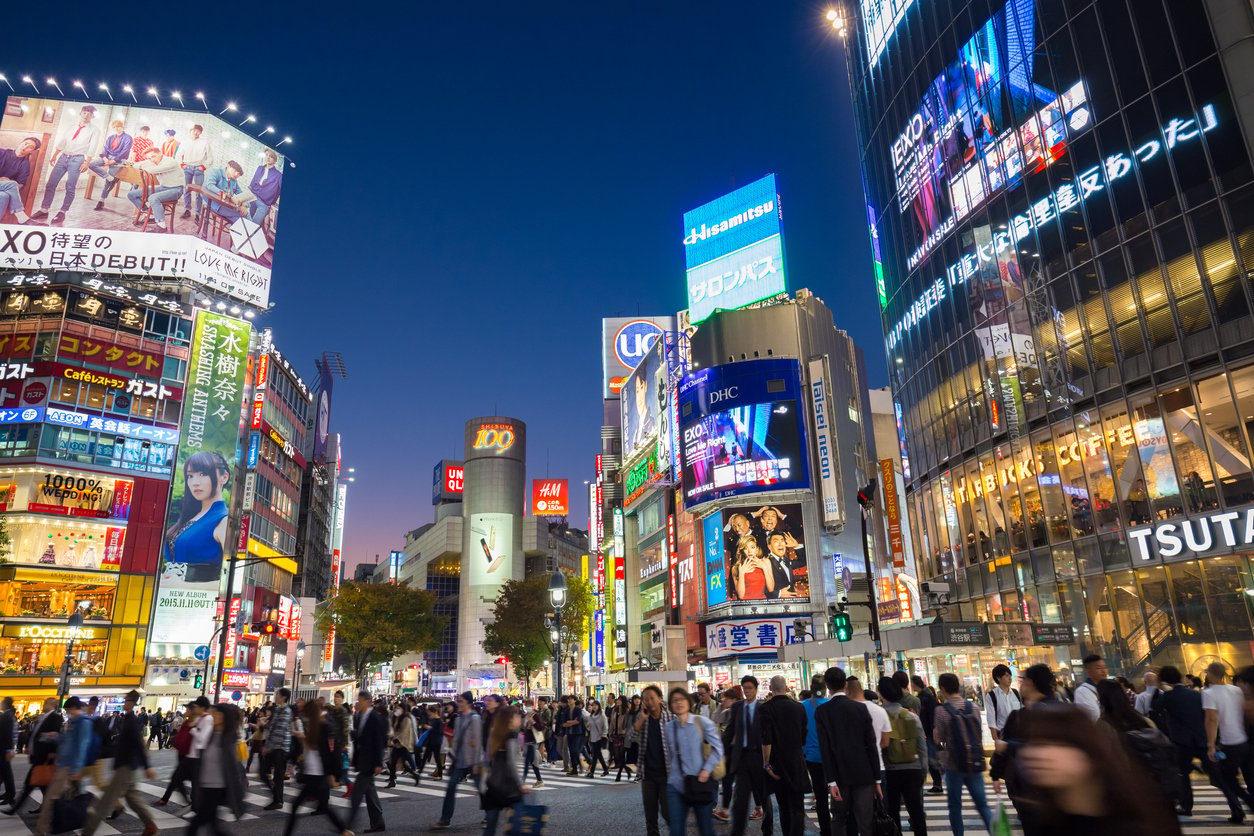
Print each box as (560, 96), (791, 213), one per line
(58, 600), (91, 703)
(295, 641), (306, 695)
(548, 571), (567, 698)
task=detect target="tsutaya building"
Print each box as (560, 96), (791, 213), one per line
(846, 0), (1254, 681)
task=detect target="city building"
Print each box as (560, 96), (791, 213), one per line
(845, 0), (1254, 681)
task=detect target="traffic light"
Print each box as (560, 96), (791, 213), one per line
(251, 621), (276, 636)
(857, 479), (878, 509)
(194, 672), (204, 689)
(831, 610), (853, 642)
(495, 656), (508, 666)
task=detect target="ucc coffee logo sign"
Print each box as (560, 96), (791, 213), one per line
(472, 423), (516, 454)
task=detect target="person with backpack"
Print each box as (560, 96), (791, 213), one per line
(800, 676), (831, 836)
(1074, 654), (1106, 721)
(81, 690), (158, 836)
(82, 697), (123, 821)
(910, 675), (944, 794)
(880, 676), (927, 836)
(933, 672), (993, 836)
(154, 700), (200, 807)
(562, 696), (586, 776)
(32, 696), (93, 836)
(982, 664), (1021, 793)
(1095, 679), (1181, 804)
(1203, 661), (1254, 823)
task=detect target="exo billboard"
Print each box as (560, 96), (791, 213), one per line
(683, 174), (786, 325)
(602, 316), (673, 399)
(0, 95), (285, 307)
(678, 358), (808, 506)
(703, 502), (810, 606)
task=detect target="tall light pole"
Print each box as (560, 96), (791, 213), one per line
(548, 571), (567, 698)
(857, 479), (884, 678)
(58, 600), (91, 703)
(295, 641), (306, 695)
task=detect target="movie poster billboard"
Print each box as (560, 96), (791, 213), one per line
(621, 338), (668, 466)
(150, 311), (251, 646)
(702, 502), (809, 606)
(467, 513), (514, 588)
(0, 95), (285, 306)
(678, 358), (808, 506)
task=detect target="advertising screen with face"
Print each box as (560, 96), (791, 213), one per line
(468, 513), (513, 588)
(678, 358), (808, 506)
(0, 95), (286, 306)
(621, 339), (668, 466)
(707, 502), (808, 605)
(150, 311), (251, 647)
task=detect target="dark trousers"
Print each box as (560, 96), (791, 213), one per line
(161, 754), (198, 803)
(641, 771), (671, 836)
(806, 762), (830, 836)
(587, 740), (609, 775)
(565, 734), (585, 773)
(268, 749), (289, 804)
(769, 773), (804, 836)
(730, 755), (771, 836)
(720, 771), (735, 809)
(0, 753), (14, 801)
(388, 747), (417, 781)
(523, 743), (543, 783)
(438, 766), (470, 825)
(285, 774), (349, 836)
(351, 768), (385, 829)
(925, 739), (943, 787)
(187, 786), (227, 836)
(885, 769), (927, 836)
(830, 782), (874, 836)
(1212, 741), (1254, 816)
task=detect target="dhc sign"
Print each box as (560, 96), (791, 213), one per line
(1129, 507), (1254, 561)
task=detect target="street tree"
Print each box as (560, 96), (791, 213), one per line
(484, 570), (596, 696)
(314, 581), (446, 683)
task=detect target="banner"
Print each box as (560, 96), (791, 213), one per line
(704, 616), (810, 660)
(150, 311), (251, 646)
(808, 358), (843, 527)
(881, 459), (906, 570)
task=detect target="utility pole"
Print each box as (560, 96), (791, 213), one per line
(857, 479), (884, 678)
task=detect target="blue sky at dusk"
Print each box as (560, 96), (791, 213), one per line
(3, 3), (885, 571)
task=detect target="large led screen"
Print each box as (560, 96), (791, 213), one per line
(889, 0), (1091, 268)
(702, 502), (809, 605)
(0, 95), (285, 307)
(678, 358), (808, 506)
(683, 174), (787, 325)
(621, 338), (670, 468)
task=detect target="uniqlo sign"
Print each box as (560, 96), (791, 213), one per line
(531, 479), (569, 515)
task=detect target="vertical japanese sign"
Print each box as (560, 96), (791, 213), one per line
(808, 358), (843, 527)
(151, 310), (250, 647)
(881, 459), (905, 570)
(594, 610), (605, 669)
(223, 597), (241, 666)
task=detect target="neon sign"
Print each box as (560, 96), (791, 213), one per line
(472, 424), (515, 454)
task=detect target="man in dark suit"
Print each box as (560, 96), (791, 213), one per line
(761, 676), (810, 836)
(725, 675), (772, 836)
(0, 696), (17, 805)
(816, 667), (880, 836)
(2, 697), (62, 815)
(350, 690), (388, 833)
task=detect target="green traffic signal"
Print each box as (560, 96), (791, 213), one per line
(194, 673), (204, 689)
(832, 611), (853, 642)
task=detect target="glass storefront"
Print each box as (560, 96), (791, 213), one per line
(850, 0), (1254, 674)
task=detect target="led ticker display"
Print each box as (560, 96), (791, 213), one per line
(683, 174), (787, 325)
(678, 358), (808, 506)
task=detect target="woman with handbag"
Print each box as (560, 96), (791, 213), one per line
(283, 701), (352, 836)
(385, 704), (419, 788)
(481, 706), (530, 836)
(664, 687), (723, 836)
(187, 704), (247, 836)
(622, 695), (642, 783)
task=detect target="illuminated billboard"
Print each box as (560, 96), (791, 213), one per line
(0, 95), (285, 307)
(151, 311), (251, 647)
(683, 174), (787, 324)
(531, 479), (569, 515)
(468, 513), (513, 587)
(702, 502), (809, 606)
(678, 358), (808, 506)
(621, 338), (670, 468)
(861, 0), (918, 69)
(889, 0), (1091, 268)
(432, 459), (464, 504)
(602, 316), (673, 399)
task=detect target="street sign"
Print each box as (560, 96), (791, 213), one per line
(231, 691), (243, 701)
(928, 621), (990, 647)
(1031, 624), (1075, 645)
(179, 669), (190, 680)
(193, 645), (211, 662)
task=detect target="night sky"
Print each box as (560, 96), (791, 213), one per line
(3, 3), (885, 572)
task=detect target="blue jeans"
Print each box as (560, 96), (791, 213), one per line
(484, 801), (523, 836)
(439, 765), (471, 824)
(128, 185), (184, 223)
(0, 180), (23, 217)
(87, 159), (124, 196)
(41, 154), (85, 211)
(667, 783), (715, 836)
(944, 770), (993, 836)
(182, 166), (205, 211)
(249, 200), (272, 225)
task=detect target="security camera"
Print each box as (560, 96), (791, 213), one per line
(921, 582), (950, 595)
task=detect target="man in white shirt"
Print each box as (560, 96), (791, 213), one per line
(1073, 654), (1105, 721)
(126, 147), (186, 229)
(177, 124), (214, 222)
(1134, 672), (1159, 716)
(30, 104), (102, 224)
(983, 664), (1023, 742)
(848, 677), (890, 774)
(1203, 662), (1254, 823)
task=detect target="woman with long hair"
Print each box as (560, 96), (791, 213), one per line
(1095, 680), (1150, 735)
(1017, 705), (1181, 836)
(584, 700), (610, 778)
(284, 701), (352, 836)
(481, 706), (528, 836)
(730, 536), (773, 600)
(188, 704), (246, 835)
(163, 451), (231, 583)
(609, 695), (631, 781)
(664, 687), (722, 836)
(385, 701), (419, 788)
(521, 702), (545, 787)
(620, 695), (642, 782)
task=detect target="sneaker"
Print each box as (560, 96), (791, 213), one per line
(533, 781), (544, 788)
(263, 802), (283, 811)
(430, 822), (450, 831)
(94, 201), (105, 211)
(927, 785), (944, 795)
(750, 807), (764, 820)
(30, 209), (48, 220)
(713, 809), (731, 822)
(52, 212), (65, 224)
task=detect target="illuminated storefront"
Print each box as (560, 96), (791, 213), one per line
(849, 0), (1254, 677)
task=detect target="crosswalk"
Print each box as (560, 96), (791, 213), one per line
(0, 764), (625, 834)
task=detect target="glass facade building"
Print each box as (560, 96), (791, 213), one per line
(849, 0), (1254, 678)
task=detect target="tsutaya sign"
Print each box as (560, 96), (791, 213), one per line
(1129, 507), (1254, 562)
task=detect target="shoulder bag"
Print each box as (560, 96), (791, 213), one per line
(675, 719), (716, 806)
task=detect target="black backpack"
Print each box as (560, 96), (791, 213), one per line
(940, 701), (985, 773)
(1146, 690), (1173, 740)
(1125, 726), (1182, 800)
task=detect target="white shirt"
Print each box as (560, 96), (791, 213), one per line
(1134, 687), (1158, 716)
(1203, 684), (1248, 746)
(188, 712), (214, 758)
(862, 699), (891, 772)
(56, 121), (102, 158)
(1074, 681), (1101, 721)
(983, 687), (1023, 731)
(179, 136), (214, 169)
(136, 156), (183, 189)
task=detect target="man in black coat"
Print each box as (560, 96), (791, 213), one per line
(0, 696), (16, 805)
(1157, 664), (1225, 817)
(761, 676), (810, 836)
(725, 675), (773, 836)
(349, 690), (388, 833)
(816, 667), (880, 836)
(2, 697), (62, 815)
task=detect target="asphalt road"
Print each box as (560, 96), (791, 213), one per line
(0, 747), (1240, 835)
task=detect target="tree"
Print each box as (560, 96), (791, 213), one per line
(483, 570), (596, 696)
(314, 582), (446, 683)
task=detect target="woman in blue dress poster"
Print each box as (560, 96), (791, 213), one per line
(163, 451), (231, 583)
